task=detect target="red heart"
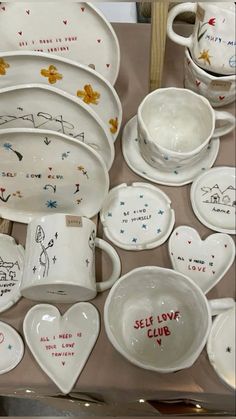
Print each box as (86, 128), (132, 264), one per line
(97, 39), (101, 43)
(62, 361), (65, 366)
(0, 187), (5, 192)
(176, 232), (179, 236)
(188, 241), (191, 244)
(18, 31), (23, 36)
(106, 64), (110, 68)
(48, 167), (52, 171)
(212, 255), (215, 258)
(81, 7), (85, 11)
(63, 20), (67, 25)
(224, 244), (228, 248)
(212, 271), (215, 274)
(196, 80), (201, 86)
(219, 96), (225, 101)
(1, 6), (5, 10)
(26, 9), (30, 14)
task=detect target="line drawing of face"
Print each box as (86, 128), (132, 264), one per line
(88, 229), (96, 251)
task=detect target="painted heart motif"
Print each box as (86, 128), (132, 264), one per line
(23, 303), (100, 394)
(168, 226), (235, 294)
(97, 39), (101, 43)
(26, 10), (30, 14)
(196, 80), (201, 87)
(18, 31), (22, 36)
(63, 20), (67, 25)
(219, 96), (225, 101)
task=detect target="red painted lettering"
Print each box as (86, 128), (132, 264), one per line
(156, 339), (162, 346)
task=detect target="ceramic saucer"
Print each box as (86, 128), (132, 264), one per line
(0, 321), (24, 374)
(168, 226), (235, 295)
(100, 182), (175, 250)
(0, 234), (24, 313)
(23, 303), (100, 394)
(207, 304), (235, 389)
(191, 167), (236, 234)
(122, 116), (220, 186)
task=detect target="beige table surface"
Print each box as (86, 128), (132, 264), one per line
(0, 23), (235, 411)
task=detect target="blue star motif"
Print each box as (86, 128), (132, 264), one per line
(120, 229), (124, 234)
(201, 167), (206, 171)
(142, 171), (147, 175)
(120, 201), (125, 206)
(207, 145), (211, 150)
(142, 224), (147, 229)
(174, 170), (178, 175)
(157, 228), (161, 234)
(144, 203), (148, 207)
(158, 210), (164, 215)
(8, 344), (12, 350)
(46, 200), (57, 209)
(134, 138), (138, 142)
(164, 155), (169, 160)
(3, 142), (12, 150)
(107, 212), (112, 217)
(139, 195), (144, 198)
(132, 238), (137, 243)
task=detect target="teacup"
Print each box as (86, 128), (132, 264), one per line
(167, 2), (236, 75)
(21, 214), (121, 303)
(137, 87), (235, 172)
(184, 48), (236, 108)
(104, 266), (235, 373)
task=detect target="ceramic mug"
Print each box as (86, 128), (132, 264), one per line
(21, 214), (121, 303)
(104, 266), (235, 373)
(184, 48), (236, 108)
(137, 87), (235, 172)
(167, 2), (236, 75)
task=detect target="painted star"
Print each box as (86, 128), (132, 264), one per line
(132, 238), (137, 243)
(52, 256), (57, 264)
(142, 224), (147, 229)
(158, 210), (164, 215)
(8, 344), (12, 350)
(157, 228), (161, 234)
(198, 49), (212, 65)
(120, 229), (124, 234)
(226, 346), (231, 353)
(32, 266), (36, 274)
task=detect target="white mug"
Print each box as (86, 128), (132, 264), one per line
(167, 2), (236, 75)
(21, 214), (121, 303)
(137, 87), (235, 172)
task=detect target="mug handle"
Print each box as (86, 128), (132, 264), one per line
(208, 298), (235, 316)
(95, 238), (121, 292)
(212, 111), (236, 138)
(167, 3), (196, 47)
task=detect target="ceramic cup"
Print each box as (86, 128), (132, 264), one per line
(184, 48), (236, 108)
(104, 266), (235, 373)
(137, 87), (235, 172)
(21, 214), (121, 303)
(167, 2), (236, 75)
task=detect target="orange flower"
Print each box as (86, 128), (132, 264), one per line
(0, 58), (10, 76)
(77, 84), (100, 105)
(109, 117), (118, 134)
(198, 50), (212, 66)
(40, 65), (63, 84)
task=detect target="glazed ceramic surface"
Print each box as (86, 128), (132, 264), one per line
(137, 88), (235, 172)
(0, 321), (24, 374)
(168, 226), (235, 294)
(100, 182), (175, 250)
(0, 84), (114, 170)
(207, 304), (235, 389)
(23, 303), (100, 394)
(0, 2), (120, 85)
(191, 167), (236, 234)
(0, 51), (122, 139)
(21, 214), (121, 303)
(122, 116), (220, 186)
(184, 48), (236, 108)
(0, 128), (109, 223)
(0, 234), (24, 313)
(167, 2), (236, 75)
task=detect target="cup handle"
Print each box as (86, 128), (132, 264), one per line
(208, 298), (235, 316)
(95, 238), (121, 292)
(167, 3), (196, 47)
(212, 111), (236, 138)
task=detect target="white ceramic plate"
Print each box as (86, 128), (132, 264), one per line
(0, 2), (120, 85)
(0, 233), (24, 313)
(168, 226), (235, 295)
(23, 303), (100, 394)
(191, 167), (236, 234)
(0, 51), (122, 140)
(0, 84), (114, 170)
(0, 321), (24, 374)
(0, 128), (109, 223)
(122, 116), (220, 186)
(207, 304), (235, 389)
(100, 182), (175, 250)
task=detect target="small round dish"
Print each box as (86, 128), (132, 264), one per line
(190, 167), (236, 234)
(207, 304), (235, 389)
(0, 321), (24, 374)
(122, 116), (220, 187)
(100, 182), (175, 250)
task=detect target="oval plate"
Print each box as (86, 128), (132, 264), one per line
(0, 321), (24, 374)
(0, 128), (109, 223)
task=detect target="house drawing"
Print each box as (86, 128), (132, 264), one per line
(201, 184), (236, 207)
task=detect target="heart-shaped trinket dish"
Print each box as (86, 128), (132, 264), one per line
(0, 321), (24, 374)
(168, 226), (235, 294)
(23, 303), (100, 394)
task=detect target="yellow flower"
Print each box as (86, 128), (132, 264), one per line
(198, 50), (212, 66)
(0, 58), (10, 76)
(77, 84), (100, 105)
(40, 65), (63, 84)
(109, 117), (118, 134)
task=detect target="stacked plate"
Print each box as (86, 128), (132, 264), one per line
(0, 2), (122, 222)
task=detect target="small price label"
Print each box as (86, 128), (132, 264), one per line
(65, 215), (82, 227)
(210, 80), (232, 91)
(196, 5), (205, 22)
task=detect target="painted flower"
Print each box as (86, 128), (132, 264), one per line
(77, 84), (100, 105)
(208, 17), (216, 26)
(40, 65), (63, 84)
(198, 49), (212, 65)
(3, 142), (12, 150)
(0, 58), (10, 76)
(109, 117), (118, 134)
(46, 200), (58, 208)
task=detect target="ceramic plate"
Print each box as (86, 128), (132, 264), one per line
(100, 182), (175, 250)
(0, 51), (122, 140)
(0, 321), (24, 374)
(122, 116), (220, 186)
(0, 84), (114, 170)
(0, 128), (109, 223)
(207, 304), (235, 389)
(23, 303), (100, 394)
(0, 2), (120, 85)
(191, 167), (236, 234)
(0, 234), (24, 313)
(168, 226), (235, 295)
